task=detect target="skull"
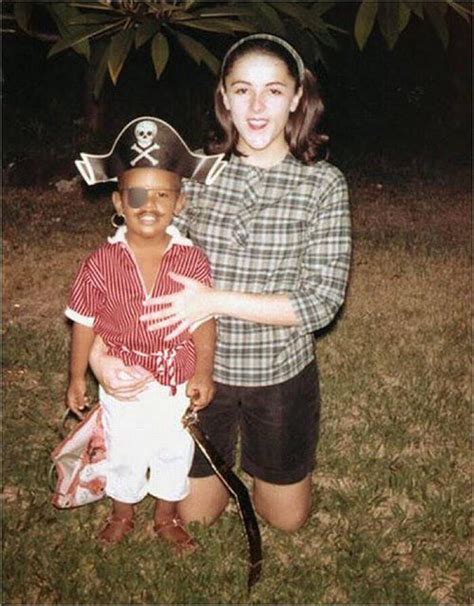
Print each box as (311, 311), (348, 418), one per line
(134, 120), (157, 149)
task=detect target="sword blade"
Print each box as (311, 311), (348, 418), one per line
(182, 408), (262, 591)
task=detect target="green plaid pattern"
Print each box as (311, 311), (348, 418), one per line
(177, 154), (351, 386)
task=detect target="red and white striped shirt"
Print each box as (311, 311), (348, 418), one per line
(65, 225), (212, 390)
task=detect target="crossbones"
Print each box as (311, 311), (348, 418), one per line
(130, 143), (160, 166)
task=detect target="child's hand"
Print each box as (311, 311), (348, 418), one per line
(66, 378), (89, 419)
(186, 373), (215, 410)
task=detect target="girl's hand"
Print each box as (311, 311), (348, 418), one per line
(98, 359), (154, 401)
(66, 378), (89, 419)
(141, 273), (215, 340)
(186, 373), (216, 410)
(89, 338), (153, 401)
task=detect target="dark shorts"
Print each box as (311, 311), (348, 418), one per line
(189, 362), (321, 485)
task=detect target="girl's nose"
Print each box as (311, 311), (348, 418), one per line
(250, 93), (265, 113)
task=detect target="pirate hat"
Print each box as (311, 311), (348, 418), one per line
(75, 117), (226, 186)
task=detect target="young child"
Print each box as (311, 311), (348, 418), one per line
(63, 117), (225, 551)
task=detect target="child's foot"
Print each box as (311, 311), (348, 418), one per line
(98, 515), (134, 546)
(154, 517), (196, 556)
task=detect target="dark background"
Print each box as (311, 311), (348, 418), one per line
(2, 5), (471, 184)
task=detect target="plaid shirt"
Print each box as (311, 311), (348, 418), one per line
(176, 154), (351, 386)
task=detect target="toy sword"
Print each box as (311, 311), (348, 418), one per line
(181, 406), (262, 591)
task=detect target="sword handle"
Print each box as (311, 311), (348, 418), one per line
(182, 402), (199, 428)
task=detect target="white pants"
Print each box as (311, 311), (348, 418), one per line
(99, 381), (194, 504)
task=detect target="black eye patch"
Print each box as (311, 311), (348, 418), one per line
(125, 187), (148, 208)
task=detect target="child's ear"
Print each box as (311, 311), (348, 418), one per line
(173, 192), (186, 216)
(112, 191), (124, 215)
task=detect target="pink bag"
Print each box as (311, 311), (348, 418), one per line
(50, 406), (108, 508)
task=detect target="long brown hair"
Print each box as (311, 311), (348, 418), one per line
(204, 38), (328, 165)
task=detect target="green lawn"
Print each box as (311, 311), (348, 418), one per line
(2, 164), (471, 604)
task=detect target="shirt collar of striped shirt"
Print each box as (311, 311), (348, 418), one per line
(107, 224), (192, 248)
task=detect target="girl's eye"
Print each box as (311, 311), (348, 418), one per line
(233, 87), (248, 95)
(269, 88), (283, 96)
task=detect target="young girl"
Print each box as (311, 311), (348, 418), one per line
(63, 117), (223, 550)
(92, 34), (351, 533)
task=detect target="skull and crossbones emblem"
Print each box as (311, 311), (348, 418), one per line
(130, 120), (160, 166)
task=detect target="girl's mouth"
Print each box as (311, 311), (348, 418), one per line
(247, 119), (268, 131)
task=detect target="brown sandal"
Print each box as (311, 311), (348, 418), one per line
(154, 517), (196, 555)
(98, 515), (134, 546)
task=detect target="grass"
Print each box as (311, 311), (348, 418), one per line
(2, 163), (471, 604)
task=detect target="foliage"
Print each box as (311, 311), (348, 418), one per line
(2, 163), (471, 604)
(3, 0), (471, 99)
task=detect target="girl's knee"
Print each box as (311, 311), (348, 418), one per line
(255, 500), (310, 533)
(177, 476), (229, 526)
(253, 475), (312, 532)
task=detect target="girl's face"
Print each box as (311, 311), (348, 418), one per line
(112, 168), (184, 243)
(221, 52), (302, 166)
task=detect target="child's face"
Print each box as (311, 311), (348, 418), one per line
(112, 168), (184, 241)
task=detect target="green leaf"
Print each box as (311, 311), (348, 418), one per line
(183, 0), (199, 9)
(13, 1), (33, 33)
(68, 13), (118, 26)
(108, 28), (134, 85)
(179, 18), (253, 34)
(151, 32), (169, 79)
(174, 31), (219, 74)
(93, 44), (110, 99)
(135, 19), (159, 49)
(299, 29), (327, 68)
(192, 7), (255, 18)
(311, 1), (337, 17)
(424, 1), (449, 48)
(269, 2), (310, 26)
(47, 21), (121, 58)
(314, 24), (339, 51)
(446, 0), (473, 24)
(402, 0), (424, 19)
(399, 2), (411, 34)
(377, 1), (402, 49)
(46, 2), (90, 60)
(355, 0), (378, 50)
(247, 2), (286, 36)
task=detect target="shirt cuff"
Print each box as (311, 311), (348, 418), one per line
(65, 307), (95, 327)
(289, 290), (339, 335)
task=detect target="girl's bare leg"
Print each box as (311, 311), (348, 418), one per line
(253, 474), (312, 532)
(177, 476), (229, 525)
(177, 474), (311, 532)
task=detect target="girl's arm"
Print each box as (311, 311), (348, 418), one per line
(142, 275), (298, 339)
(207, 291), (298, 325)
(66, 323), (95, 417)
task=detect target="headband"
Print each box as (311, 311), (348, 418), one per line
(221, 33), (305, 83)
(75, 117), (226, 186)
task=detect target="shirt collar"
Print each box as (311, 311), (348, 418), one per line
(229, 151), (298, 172)
(108, 224), (192, 248)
